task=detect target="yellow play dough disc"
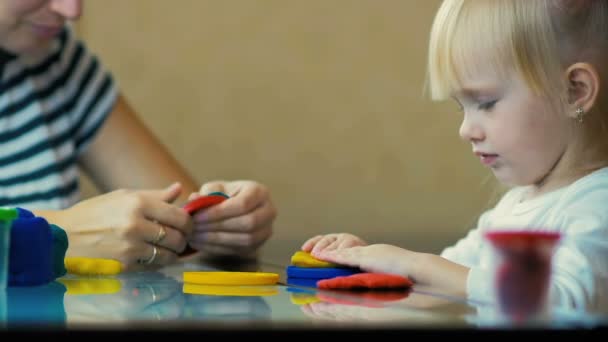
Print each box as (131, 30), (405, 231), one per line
(291, 251), (339, 268)
(183, 271), (279, 285)
(65, 257), (123, 276)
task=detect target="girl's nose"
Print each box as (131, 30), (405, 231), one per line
(459, 112), (485, 142)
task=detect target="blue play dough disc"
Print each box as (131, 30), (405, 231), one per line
(286, 277), (320, 288)
(207, 191), (229, 198)
(286, 265), (360, 279)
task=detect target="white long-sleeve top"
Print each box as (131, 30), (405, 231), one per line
(441, 167), (608, 313)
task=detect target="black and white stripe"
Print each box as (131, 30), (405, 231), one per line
(0, 27), (117, 209)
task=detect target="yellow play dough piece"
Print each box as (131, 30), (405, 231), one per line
(183, 271), (279, 286)
(183, 283), (278, 297)
(291, 251), (339, 268)
(65, 257), (123, 276)
(58, 278), (122, 295)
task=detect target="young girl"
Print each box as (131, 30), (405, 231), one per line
(302, 0), (608, 312)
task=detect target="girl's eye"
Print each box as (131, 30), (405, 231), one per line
(478, 100), (497, 111)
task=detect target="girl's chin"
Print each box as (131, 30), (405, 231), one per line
(491, 170), (520, 187)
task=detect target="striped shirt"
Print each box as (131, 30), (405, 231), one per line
(0, 27), (118, 209)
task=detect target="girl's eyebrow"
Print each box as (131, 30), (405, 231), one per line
(452, 86), (501, 101)
(452, 88), (482, 99)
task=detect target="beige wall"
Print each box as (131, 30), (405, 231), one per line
(76, 0), (497, 261)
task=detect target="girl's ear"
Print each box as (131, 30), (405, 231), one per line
(566, 62), (600, 118)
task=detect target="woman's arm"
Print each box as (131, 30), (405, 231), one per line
(78, 94), (199, 202)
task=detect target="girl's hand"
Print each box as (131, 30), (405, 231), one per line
(315, 244), (419, 277)
(301, 233), (367, 256)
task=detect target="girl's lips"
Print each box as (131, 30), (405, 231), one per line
(476, 153), (499, 166)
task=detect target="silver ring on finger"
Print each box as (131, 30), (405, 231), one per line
(152, 224), (167, 245)
(138, 246), (158, 265)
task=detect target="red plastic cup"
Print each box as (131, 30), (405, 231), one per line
(484, 230), (561, 322)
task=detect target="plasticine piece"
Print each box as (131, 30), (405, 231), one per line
(10, 209), (68, 280)
(183, 193), (229, 215)
(291, 251), (340, 268)
(286, 265), (360, 279)
(286, 277), (320, 288)
(14, 207), (34, 219)
(50, 224), (68, 278)
(317, 273), (414, 290)
(9, 215), (54, 286)
(183, 271), (279, 286)
(207, 191), (230, 198)
(0, 208), (17, 288)
(180, 192), (230, 257)
(0, 207), (18, 221)
(64, 257), (123, 276)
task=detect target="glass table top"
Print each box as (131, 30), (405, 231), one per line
(1, 257), (606, 332)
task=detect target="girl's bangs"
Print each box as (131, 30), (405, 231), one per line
(428, 0), (555, 100)
(428, 1), (517, 100)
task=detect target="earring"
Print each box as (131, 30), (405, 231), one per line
(575, 107), (585, 123)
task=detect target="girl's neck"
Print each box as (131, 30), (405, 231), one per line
(526, 121), (608, 200)
(526, 171), (581, 200)
(527, 159), (608, 201)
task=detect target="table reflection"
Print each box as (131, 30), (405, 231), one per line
(288, 287), (471, 326)
(60, 272), (274, 324)
(62, 272), (184, 323)
(2, 260), (606, 330)
(2, 281), (67, 327)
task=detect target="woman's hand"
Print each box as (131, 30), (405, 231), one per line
(187, 180), (276, 259)
(50, 183), (192, 270)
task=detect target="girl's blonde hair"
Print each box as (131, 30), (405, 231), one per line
(427, 0), (608, 108)
(427, 0), (608, 175)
